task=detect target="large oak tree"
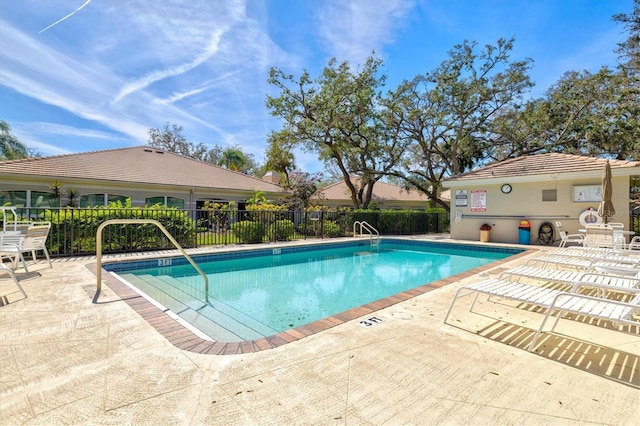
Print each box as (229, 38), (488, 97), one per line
(266, 57), (406, 209)
(385, 38), (533, 209)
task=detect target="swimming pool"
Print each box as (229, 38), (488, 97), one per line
(104, 239), (522, 343)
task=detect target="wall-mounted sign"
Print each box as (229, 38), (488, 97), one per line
(471, 189), (487, 212)
(455, 190), (468, 207)
(573, 185), (602, 202)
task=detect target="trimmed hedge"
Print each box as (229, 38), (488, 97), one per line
(231, 220), (266, 243)
(268, 219), (296, 241)
(347, 209), (448, 235)
(44, 206), (196, 255)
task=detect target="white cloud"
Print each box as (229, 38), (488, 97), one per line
(0, 0), (302, 157)
(316, 0), (415, 64)
(557, 26), (621, 73)
(39, 0), (93, 33)
(113, 29), (226, 103)
(25, 122), (117, 139)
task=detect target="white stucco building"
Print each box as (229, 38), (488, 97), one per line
(442, 153), (640, 245)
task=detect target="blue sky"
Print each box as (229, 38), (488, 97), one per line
(0, 0), (632, 173)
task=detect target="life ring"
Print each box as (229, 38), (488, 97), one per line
(578, 208), (602, 227)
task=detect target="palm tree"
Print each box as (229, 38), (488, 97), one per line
(217, 148), (246, 172)
(0, 120), (28, 160)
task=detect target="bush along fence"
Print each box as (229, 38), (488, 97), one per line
(1, 206), (449, 257)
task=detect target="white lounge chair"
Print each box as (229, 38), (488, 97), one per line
(499, 267), (640, 296)
(526, 251), (640, 272)
(0, 222), (52, 273)
(555, 221), (584, 248)
(529, 291), (640, 351)
(547, 246), (640, 261)
(443, 278), (640, 351)
(500, 265), (585, 285)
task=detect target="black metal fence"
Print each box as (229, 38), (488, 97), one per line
(1, 207), (449, 257)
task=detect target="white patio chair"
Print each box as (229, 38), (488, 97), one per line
(630, 236), (640, 251)
(583, 224), (615, 248)
(608, 223), (627, 249)
(0, 231), (26, 269)
(0, 222), (52, 273)
(555, 221), (584, 248)
(0, 262), (27, 299)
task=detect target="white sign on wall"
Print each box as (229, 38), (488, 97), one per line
(455, 190), (468, 207)
(471, 189), (487, 212)
(573, 185), (602, 202)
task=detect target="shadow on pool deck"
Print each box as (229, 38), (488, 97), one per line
(0, 236), (638, 424)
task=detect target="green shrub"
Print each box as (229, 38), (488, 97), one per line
(231, 220), (266, 243)
(268, 219), (295, 241)
(297, 219), (343, 238)
(44, 202), (196, 255)
(322, 220), (342, 237)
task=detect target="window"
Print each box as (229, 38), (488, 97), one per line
(0, 190), (27, 207)
(145, 196), (164, 206)
(166, 197), (184, 209)
(80, 194), (103, 208)
(541, 189), (557, 202)
(107, 194), (128, 205)
(145, 196), (184, 209)
(31, 191), (59, 207)
(80, 194), (128, 207)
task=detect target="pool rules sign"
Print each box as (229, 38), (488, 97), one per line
(471, 189), (487, 212)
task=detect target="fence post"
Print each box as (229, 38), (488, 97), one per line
(70, 208), (75, 255)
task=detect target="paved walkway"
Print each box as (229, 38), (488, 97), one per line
(1, 238), (638, 425)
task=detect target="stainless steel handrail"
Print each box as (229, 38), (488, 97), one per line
(353, 221), (379, 245)
(95, 219), (209, 303)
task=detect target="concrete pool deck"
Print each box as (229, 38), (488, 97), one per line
(1, 237), (638, 425)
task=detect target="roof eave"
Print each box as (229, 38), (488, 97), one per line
(443, 167), (640, 188)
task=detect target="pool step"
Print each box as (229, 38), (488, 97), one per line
(153, 275), (279, 337)
(117, 273), (278, 342)
(119, 274), (200, 313)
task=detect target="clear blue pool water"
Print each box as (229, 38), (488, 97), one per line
(105, 239), (521, 342)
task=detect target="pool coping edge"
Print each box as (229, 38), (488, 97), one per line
(86, 243), (535, 355)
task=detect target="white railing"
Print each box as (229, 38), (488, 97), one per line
(95, 219), (209, 303)
(353, 221), (380, 245)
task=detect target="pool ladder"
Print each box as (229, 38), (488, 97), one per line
(94, 219), (209, 303)
(353, 221), (380, 246)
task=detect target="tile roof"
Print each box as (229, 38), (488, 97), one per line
(316, 179), (430, 202)
(444, 153), (640, 183)
(0, 146), (284, 192)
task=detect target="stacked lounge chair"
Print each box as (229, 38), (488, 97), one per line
(524, 247), (640, 273)
(444, 245), (640, 352)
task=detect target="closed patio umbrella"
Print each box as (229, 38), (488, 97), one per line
(597, 160), (615, 223)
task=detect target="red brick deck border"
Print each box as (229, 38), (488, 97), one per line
(86, 249), (533, 355)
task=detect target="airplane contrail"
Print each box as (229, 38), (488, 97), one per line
(39, 0), (92, 34)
